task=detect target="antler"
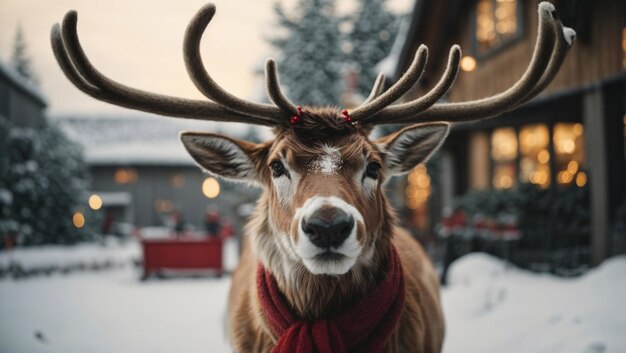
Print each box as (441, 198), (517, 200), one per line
(51, 4), (293, 128)
(349, 45), (428, 121)
(362, 73), (386, 105)
(356, 2), (575, 126)
(183, 4), (297, 120)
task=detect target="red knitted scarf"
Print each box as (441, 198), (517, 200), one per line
(256, 246), (405, 353)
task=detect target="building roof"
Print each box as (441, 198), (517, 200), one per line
(0, 59), (47, 107)
(56, 114), (268, 167)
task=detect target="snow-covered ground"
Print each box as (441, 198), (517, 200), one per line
(442, 253), (626, 353)
(0, 245), (624, 353)
(0, 239), (141, 272)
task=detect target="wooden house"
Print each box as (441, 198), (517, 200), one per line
(385, 0), (625, 266)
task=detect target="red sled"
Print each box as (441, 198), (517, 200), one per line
(141, 236), (223, 280)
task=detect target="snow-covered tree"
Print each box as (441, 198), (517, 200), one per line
(348, 0), (399, 97)
(270, 0), (343, 106)
(0, 119), (93, 247)
(10, 24), (38, 84)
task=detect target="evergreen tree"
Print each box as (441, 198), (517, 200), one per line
(348, 0), (399, 97)
(270, 0), (343, 106)
(10, 24), (38, 84)
(0, 119), (93, 247)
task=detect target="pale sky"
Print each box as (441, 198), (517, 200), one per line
(0, 0), (413, 116)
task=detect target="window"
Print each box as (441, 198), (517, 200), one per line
(519, 124), (550, 188)
(491, 127), (517, 189)
(488, 123), (586, 189)
(553, 123), (585, 186)
(114, 168), (139, 184)
(475, 0), (520, 55)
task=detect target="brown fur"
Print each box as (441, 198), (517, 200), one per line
(226, 107), (445, 353)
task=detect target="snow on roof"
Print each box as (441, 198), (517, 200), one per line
(0, 59), (47, 106)
(56, 114), (270, 166)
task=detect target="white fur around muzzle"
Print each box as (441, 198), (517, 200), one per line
(293, 196), (364, 275)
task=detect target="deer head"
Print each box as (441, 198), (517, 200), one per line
(51, 2), (574, 280)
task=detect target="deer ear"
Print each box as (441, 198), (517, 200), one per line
(377, 122), (450, 176)
(180, 132), (261, 184)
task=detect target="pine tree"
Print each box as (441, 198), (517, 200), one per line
(0, 119), (93, 247)
(270, 0), (343, 106)
(11, 24), (38, 84)
(348, 0), (399, 97)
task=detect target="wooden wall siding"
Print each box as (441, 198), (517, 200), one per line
(410, 0), (625, 103)
(89, 166), (258, 229)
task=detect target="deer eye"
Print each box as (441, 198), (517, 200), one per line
(270, 160), (286, 178)
(365, 162), (381, 180)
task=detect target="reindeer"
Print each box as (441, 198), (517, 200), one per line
(51, 2), (574, 352)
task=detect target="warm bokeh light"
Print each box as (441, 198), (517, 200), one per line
(155, 199), (174, 213)
(554, 123), (585, 185)
(114, 168), (139, 184)
(537, 149), (550, 164)
(491, 127), (517, 160)
(461, 56), (477, 72)
(406, 165), (431, 209)
(88, 194), (103, 210)
(576, 171), (588, 187)
(476, 0), (517, 53)
(567, 161), (579, 175)
(202, 177), (221, 198)
(73, 211), (85, 228)
(170, 174), (185, 188)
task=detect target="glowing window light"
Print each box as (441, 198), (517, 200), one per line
(202, 177), (220, 198)
(88, 194), (103, 210)
(476, 0), (518, 53)
(554, 123), (585, 184)
(73, 211), (85, 228)
(114, 168), (139, 184)
(557, 171), (573, 185)
(491, 127), (517, 160)
(537, 149), (550, 164)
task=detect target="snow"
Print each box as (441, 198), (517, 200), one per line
(538, 1), (556, 15)
(307, 146), (343, 175)
(0, 267), (232, 353)
(1, 249), (625, 353)
(442, 253), (626, 353)
(0, 188), (13, 205)
(55, 114), (273, 166)
(0, 59), (47, 106)
(563, 27), (577, 46)
(0, 239), (140, 270)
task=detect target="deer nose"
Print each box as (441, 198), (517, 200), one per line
(302, 208), (354, 249)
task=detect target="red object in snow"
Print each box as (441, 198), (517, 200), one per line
(141, 236), (223, 279)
